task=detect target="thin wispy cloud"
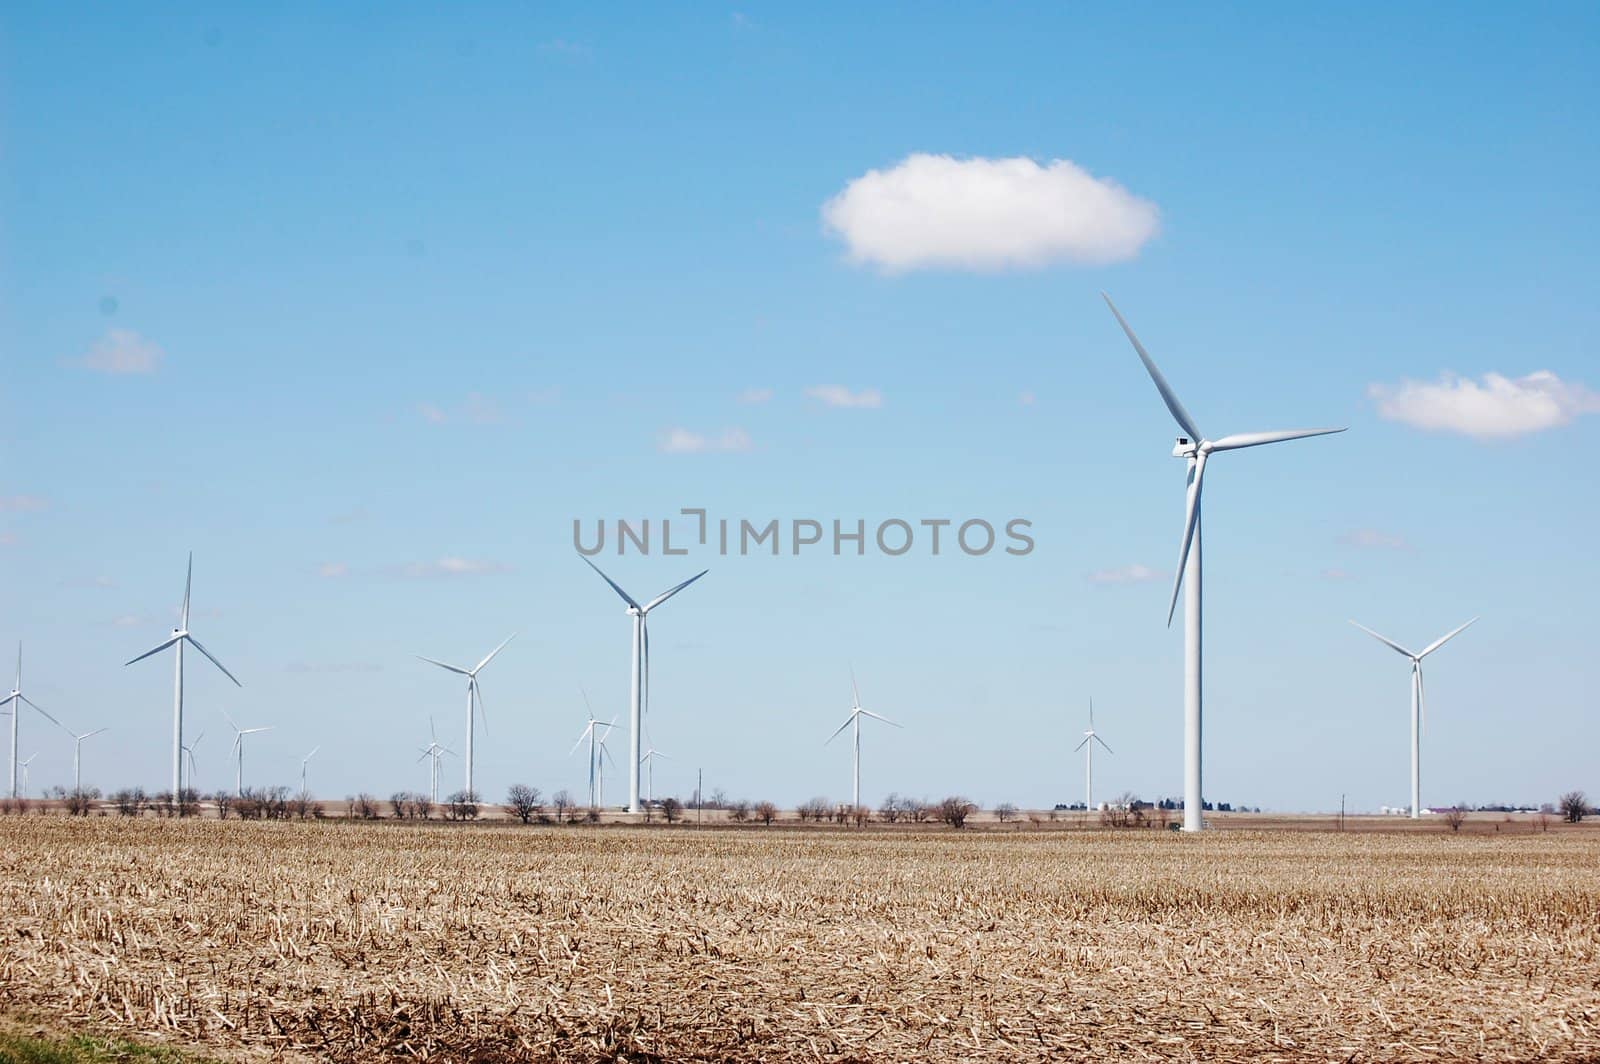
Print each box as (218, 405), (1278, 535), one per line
(317, 562), (349, 579)
(738, 387), (774, 405)
(389, 557), (512, 579)
(285, 661), (383, 674)
(538, 38), (592, 60)
(529, 387), (561, 405)
(77, 329), (164, 374)
(822, 153), (1159, 272)
(0, 496), (48, 513)
(1338, 529), (1411, 551)
(418, 403), (448, 425)
(108, 614), (148, 628)
(805, 385), (882, 409)
(1368, 370), (1600, 440)
(1321, 567), (1356, 582)
(658, 427), (753, 454)
(60, 575), (118, 590)
(1086, 563), (1165, 586)
(417, 393), (504, 425)
(1018, 391), (1036, 407)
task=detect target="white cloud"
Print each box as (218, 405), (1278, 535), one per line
(0, 496), (48, 513)
(1338, 529), (1410, 551)
(1086, 563), (1165, 586)
(1368, 370), (1600, 440)
(391, 557), (512, 579)
(822, 153), (1159, 273)
(805, 385), (882, 409)
(657, 427), (753, 454)
(79, 329), (163, 374)
(418, 403), (448, 425)
(419, 393), (506, 425)
(738, 387), (774, 405)
(317, 562), (348, 578)
(1321, 567), (1356, 582)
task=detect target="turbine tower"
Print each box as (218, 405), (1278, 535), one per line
(1350, 618), (1477, 818)
(125, 554), (241, 799)
(1075, 699), (1113, 812)
(417, 633), (515, 799)
(1105, 295), (1344, 831)
(580, 556), (707, 814)
(825, 671), (901, 809)
(221, 709), (272, 797)
(3, 644), (63, 799)
(299, 745), (320, 799)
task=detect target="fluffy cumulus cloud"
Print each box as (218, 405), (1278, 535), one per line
(1086, 563), (1165, 586)
(1368, 370), (1600, 440)
(822, 153), (1159, 272)
(79, 329), (163, 374)
(804, 385), (882, 409)
(657, 427), (753, 454)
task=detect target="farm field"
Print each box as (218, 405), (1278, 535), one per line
(2, 819), (1597, 1062)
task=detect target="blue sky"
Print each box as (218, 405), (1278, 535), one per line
(2, 4), (1596, 812)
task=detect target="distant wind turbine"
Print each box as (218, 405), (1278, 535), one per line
(19, 752), (37, 798)
(299, 745), (320, 799)
(417, 633), (515, 799)
(1350, 618), (1477, 818)
(181, 730), (205, 790)
(825, 671), (901, 810)
(221, 709), (272, 797)
(64, 727), (109, 794)
(416, 717), (456, 805)
(1074, 700), (1113, 812)
(1105, 295), (1345, 831)
(640, 740), (671, 805)
(580, 556), (707, 814)
(125, 554), (241, 799)
(4, 644), (63, 799)
(569, 700), (615, 809)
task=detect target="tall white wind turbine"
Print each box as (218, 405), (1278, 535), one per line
(1074, 700), (1113, 812)
(1350, 618), (1477, 818)
(125, 554), (241, 798)
(1105, 295), (1345, 832)
(417, 633), (515, 800)
(299, 745), (320, 799)
(4, 644), (64, 799)
(568, 703), (615, 809)
(417, 717), (455, 806)
(221, 709), (272, 798)
(825, 671), (901, 810)
(64, 727), (109, 794)
(580, 557), (707, 814)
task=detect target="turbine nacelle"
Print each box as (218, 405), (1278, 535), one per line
(1172, 437), (1197, 459)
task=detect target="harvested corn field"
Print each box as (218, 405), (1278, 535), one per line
(1, 818), (1597, 1062)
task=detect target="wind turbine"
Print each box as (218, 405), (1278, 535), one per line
(221, 709), (272, 797)
(180, 730), (206, 793)
(1105, 295), (1345, 832)
(640, 741), (671, 805)
(19, 752), (37, 798)
(3, 644), (63, 799)
(299, 745), (320, 799)
(125, 554), (241, 799)
(64, 727), (109, 794)
(580, 556), (707, 814)
(1350, 618), (1477, 818)
(416, 717), (456, 806)
(569, 702), (615, 809)
(825, 671), (901, 810)
(1074, 700), (1113, 812)
(596, 724), (618, 809)
(417, 633), (515, 800)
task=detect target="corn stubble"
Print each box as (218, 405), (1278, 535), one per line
(1, 819), (1596, 1062)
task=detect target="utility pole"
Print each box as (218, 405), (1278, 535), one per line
(1340, 793), (1346, 832)
(697, 768), (703, 827)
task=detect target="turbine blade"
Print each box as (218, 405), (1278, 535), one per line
(580, 555), (642, 610)
(850, 668), (861, 710)
(1417, 663), (1427, 735)
(1074, 736), (1090, 751)
(1206, 427), (1346, 452)
(1095, 734), (1114, 754)
(825, 716), (854, 744)
(182, 552), (193, 628)
(417, 749), (431, 763)
(473, 677), (489, 736)
(20, 694), (62, 728)
(417, 655), (470, 675)
(305, 746), (320, 761)
(473, 632), (517, 674)
(221, 706), (240, 733)
(84, 727), (108, 740)
(1418, 617), (1478, 659)
(858, 708), (902, 728)
(1165, 451), (1207, 626)
(1102, 293), (1203, 443)
(642, 616), (650, 718)
(185, 636), (241, 686)
(125, 634), (181, 667)
(643, 569), (708, 612)
(1348, 621), (1416, 659)
(569, 724), (594, 757)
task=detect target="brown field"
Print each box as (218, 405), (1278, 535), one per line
(1, 818), (1597, 1062)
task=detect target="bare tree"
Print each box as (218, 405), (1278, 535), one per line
(938, 796), (976, 829)
(1443, 805), (1467, 832)
(1560, 791), (1588, 823)
(754, 801), (778, 826)
(995, 802), (1018, 823)
(660, 796), (682, 824)
(506, 784), (543, 824)
(552, 789), (575, 823)
(728, 800), (751, 823)
(879, 793), (902, 823)
(445, 789), (480, 822)
(353, 793), (381, 820)
(112, 787), (146, 817)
